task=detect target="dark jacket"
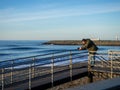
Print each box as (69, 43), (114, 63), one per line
(81, 39), (98, 54)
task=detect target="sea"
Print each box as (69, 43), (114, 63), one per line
(0, 40), (120, 62)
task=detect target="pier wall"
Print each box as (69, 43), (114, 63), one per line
(43, 40), (120, 46)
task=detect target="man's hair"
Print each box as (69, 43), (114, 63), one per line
(81, 39), (87, 42)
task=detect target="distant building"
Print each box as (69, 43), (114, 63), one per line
(91, 38), (100, 41)
(116, 35), (119, 41)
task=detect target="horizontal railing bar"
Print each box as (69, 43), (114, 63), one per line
(0, 51), (88, 69)
(2, 63), (87, 86)
(1, 50), (120, 90)
(0, 50), (86, 63)
(0, 54), (88, 74)
(0, 49), (80, 63)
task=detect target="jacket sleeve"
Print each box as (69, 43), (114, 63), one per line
(80, 45), (87, 50)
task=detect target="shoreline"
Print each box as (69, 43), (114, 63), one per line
(43, 40), (120, 46)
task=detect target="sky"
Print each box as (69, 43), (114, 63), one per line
(0, 0), (120, 40)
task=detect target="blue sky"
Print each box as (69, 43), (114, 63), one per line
(0, 0), (120, 40)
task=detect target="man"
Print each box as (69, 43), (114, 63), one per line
(78, 39), (98, 66)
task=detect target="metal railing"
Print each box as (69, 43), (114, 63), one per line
(88, 50), (120, 78)
(0, 50), (88, 90)
(1, 49), (119, 90)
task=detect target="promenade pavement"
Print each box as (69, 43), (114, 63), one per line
(66, 77), (120, 90)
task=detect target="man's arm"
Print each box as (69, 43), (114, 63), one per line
(78, 39), (91, 50)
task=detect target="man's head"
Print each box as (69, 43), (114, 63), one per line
(81, 39), (87, 45)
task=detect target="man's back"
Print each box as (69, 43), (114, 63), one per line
(80, 39), (98, 52)
(85, 39), (98, 52)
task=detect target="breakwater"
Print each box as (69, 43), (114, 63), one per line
(43, 40), (120, 46)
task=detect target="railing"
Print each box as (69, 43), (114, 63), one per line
(88, 50), (120, 78)
(0, 50), (88, 90)
(1, 50), (120, 90)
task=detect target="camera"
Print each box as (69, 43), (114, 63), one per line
(77, 47), (80, 50)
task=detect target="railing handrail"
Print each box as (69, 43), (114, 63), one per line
(89, 50), (120, 79)
(0, 49), (88, 90)
(0, 49), (80, 63)
(0, 50), (88, 69)
(0, 50), (120, 90)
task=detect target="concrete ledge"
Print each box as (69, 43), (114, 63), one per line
(43, 40), (120, 46)
(66, 77), (120, 90)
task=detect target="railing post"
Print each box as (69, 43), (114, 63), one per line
(110, 51), (113, 78)
(29, 62), (32, 90)
(51, 54), (54, 87)
(2, 68), (4, 90)
(69, 51), (72, 81)
(101, 56), (104, 68)
(32, 57), (35, 78)
(88, 53), (91, 72)
(11, 60), (14, 84)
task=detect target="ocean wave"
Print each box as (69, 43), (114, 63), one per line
(0, 44), (20, 47)
(1, 47), (40, 51)
(0, 53), (11, 56)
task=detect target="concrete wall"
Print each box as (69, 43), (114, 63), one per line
(43, 40), (120, 46)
